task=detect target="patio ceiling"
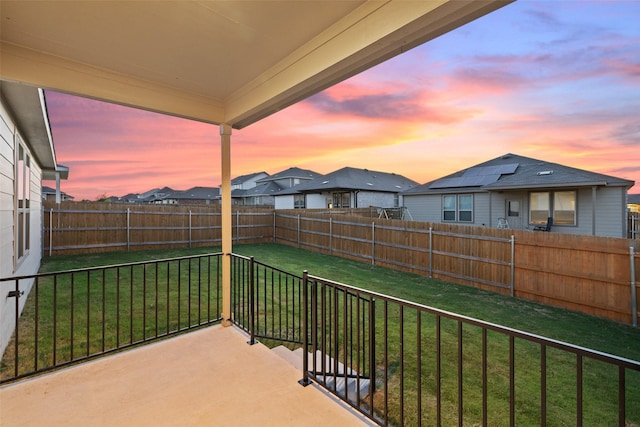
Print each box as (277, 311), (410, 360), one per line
(0, 0), (512, 129)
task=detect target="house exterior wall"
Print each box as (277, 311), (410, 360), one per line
(355, 191), (397, 208)
(404, 187), (629, 237)
(0, 100), (44, 356)
(306, 193), (329, 209)
(274, 195), (294, 209)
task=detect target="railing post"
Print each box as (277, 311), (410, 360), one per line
(368, 297), (376, 411)
(631, 246), (637, 327)
(299, 270), (312, 386)
(248, 256), (257, 344)
(510, 235), (515, 297)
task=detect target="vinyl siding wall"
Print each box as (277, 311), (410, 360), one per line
(404, 187), (629, 237)
(0, 99), (44, 356)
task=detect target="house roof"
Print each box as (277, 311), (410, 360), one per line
(629, 194), (640, 205)
(279, 167), (418, 195)
(0, 1), (511, 128)
(256, 167), (321, 183)
(232, 172), (268, 186)
(173, 186), (220, 201)
(405, 153), (635, 195)
(0, 81), (65, 178)
(242, 182), (283, 197)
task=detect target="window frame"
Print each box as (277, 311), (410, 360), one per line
(15, 136), (31, 263)
(529, 190), (577, 226)
(442, 194), (473, 223)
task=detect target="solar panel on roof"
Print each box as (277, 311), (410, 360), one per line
(429, 163), (518, 189)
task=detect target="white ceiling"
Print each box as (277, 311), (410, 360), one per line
(0, 1), (512, 129)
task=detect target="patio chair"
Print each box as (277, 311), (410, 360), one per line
(533, 217), (553, 232)
(497, 217), (509, 229)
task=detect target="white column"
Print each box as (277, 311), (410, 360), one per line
(220, 123), (232, 326)
(55, 171), (61, 204)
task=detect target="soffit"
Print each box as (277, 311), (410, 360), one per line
(0, 1), (512, 129)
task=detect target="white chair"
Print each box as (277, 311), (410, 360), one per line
(497, 217), (509, 229)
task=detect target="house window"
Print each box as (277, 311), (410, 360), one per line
(393, 193), (399, 208)
(553, 191), (576, 225)
(333, 192), (350, 208)
(443, 194), (473, 222)
(16, 140), (31, 261)
(294, 194), (305, 209)
(529, 191), (576, 225)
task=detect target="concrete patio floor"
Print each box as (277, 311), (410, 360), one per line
(0, 325), (374, 426)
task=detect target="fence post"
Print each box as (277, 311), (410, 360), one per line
(329, 217), (333, 255)
(127, 208), (130, 252)
(248, 256), (257, 344)
(297, 214), (301, 249)
(371, 222), (375, 265)
(631, 246), (637, 327)
(428, 227), (433, 278)
(189, 210), (192, 249)
(49, 208), (53, 257)
(299, 270), (312, 386)
(236, 210), (240, 244)
(510, 235), (515, 297)
(273, 211), (276, 243)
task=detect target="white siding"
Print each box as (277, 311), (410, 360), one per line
(306, 193), (328, 209)
(274, 195), (294, 210)
(0, 99), (44, 357)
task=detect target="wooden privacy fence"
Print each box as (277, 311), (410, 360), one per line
(42, 202), (639, 326)
(275, 210), (640, 326)
(43, 201), (273, 255)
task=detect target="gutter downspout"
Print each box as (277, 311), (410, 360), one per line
(220, 124), (232, 326)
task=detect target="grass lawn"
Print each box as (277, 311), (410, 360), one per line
(4, 242), (640, 426)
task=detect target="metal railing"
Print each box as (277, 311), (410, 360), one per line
(0, 253), (222, 384)
(298, 274), (640, 426)
(230, 255), (304, 346)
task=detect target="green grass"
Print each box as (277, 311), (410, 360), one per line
(3, 243), (640, 426)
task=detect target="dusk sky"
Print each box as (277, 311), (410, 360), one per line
(44, 1), (640, 201)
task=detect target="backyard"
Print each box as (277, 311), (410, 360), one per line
(2, 243), (639, 426)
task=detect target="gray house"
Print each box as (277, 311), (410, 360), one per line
(275, 167), (418, 210)
(236, 167), (320, 207)
(403, 153), (634, 238)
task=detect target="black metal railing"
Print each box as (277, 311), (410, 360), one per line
(0, 253), (222, 384)
(299, 274), (640, 426)
(230, 255), (304, 346)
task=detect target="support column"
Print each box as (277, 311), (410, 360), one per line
(220, 123), (232, 326)
(55, 171), (61, 204)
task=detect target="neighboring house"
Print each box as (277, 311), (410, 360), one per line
(629, 194), (640, 213)
(252, 167), (320, 208)
(275, 167), (418, 210)
(230, 171), (269, 205)
(42, 185), (73, 202)
(0, 81), (67, 355)
(403, 153), (635, 238)
(169, 186), (220, 205)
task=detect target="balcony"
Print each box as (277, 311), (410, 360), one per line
(0, 324), (372, 426)
(2, 252), (639, 426)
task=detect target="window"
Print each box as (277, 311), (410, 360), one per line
(16, 140), (31, 261)
(294, 194), (305, 209)
(529, 191), (576, 226)
(507, 200), (520, 217)
(443, 194), (473, 222)
(529, 192), (550, 224)
(393, 193), (399, 208)
(553, 191), (576, 225)
(333, 192), (350, 208)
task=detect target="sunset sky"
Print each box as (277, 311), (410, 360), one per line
(44, 1), (640, 201)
